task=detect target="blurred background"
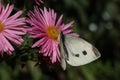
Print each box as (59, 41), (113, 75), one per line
(0, 0), (120, 80)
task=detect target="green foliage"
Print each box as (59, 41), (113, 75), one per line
(0, 0), (120, 80)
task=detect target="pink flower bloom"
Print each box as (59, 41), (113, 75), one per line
(0, 3), (26, 55)
(35, 0), (43, 5)
(27, 6), (78, 63)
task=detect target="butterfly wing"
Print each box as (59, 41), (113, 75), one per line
(59, 40), (66, 70)
(63, 34), (101, 66)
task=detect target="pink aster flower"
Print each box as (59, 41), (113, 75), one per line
(0, 3), (26, 55)
(35, 0), (43, 5)
(27, 6), (78, 63)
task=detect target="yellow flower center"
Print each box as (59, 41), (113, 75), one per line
(0, 22), (4, 33)
(46, 26), (60, 40)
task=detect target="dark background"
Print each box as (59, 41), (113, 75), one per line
(0, 0), (120, 80)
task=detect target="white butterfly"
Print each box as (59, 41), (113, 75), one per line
(58, 32), (101, 70)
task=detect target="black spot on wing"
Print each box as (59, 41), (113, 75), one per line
(74, 54), (79, 57)
(82, 50), (87, 55)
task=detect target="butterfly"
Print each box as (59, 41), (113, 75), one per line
(58, 32), (101, 70)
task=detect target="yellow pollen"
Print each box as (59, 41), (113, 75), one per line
(0, 22), (4, 33)
(46, 26), (60, 40)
